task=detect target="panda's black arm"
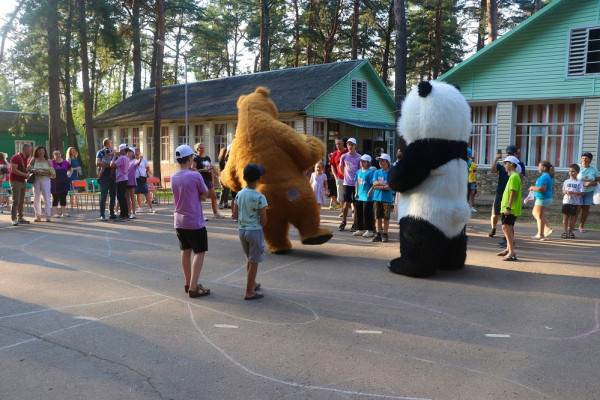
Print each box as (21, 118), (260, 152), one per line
(389, 139), (468, 193)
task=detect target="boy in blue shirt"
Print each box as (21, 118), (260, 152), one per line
(370, 153), (394, 242)
(232, 164), (268, 300)
(353, 154), (376, 238)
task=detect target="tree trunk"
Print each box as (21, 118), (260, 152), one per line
(63, 0), (79, 150)
(432, 0), (443, 79)
(293, 0), (300, 67)
(149, 28), (158, 88)
(486, 0), (497, 44)
(351, 0), (360, 60)
(0, 0), (24, 64)
(47, 0), (62, 152)
(259, 0), (270, 71)
(152, 0), (165, 181)
(174, 9), (184, 84)
(306, 0), (317, 65)
(393, 0), (407, 121)
(476, 0), (486, 51)
(122, 42), (131, 101)
(132, 0), (142, 94)
(78, 0), (95, 175)
(323, 0), (342, 63)
(381, 0), (394, 86)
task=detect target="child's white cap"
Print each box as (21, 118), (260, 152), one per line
(377, 153), (391, 163)
(360, 154), (372, 162)
(175, 144), (194, 159)
(347, 137), (357, 145)
(503, 155), (519, 165)
(118, 143), (129, 151)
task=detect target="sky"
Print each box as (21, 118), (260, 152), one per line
(0, 0), (18, 53)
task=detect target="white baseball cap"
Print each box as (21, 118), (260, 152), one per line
(503, 155), (520, 166)
(175, 144), (194, 159)
(377, 153), (391, 163)
(360, 154), (372, 162)
(347, 137), (357, 145)
(118, 143), (129, 151)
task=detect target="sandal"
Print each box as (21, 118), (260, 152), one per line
(496, 250), (509, 257)
(189, 285), (211, 298)
(244, 293), (264, 301)
(184, 285), (189, 293)
(254, 283), (261, 291)
(561, 232), (568, 239)
(503, 255), (518, 262)
(568, 232), (576, 239)
(338, 221), (346, 231)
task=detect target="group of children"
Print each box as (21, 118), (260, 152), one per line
(310, 150), (395, 243)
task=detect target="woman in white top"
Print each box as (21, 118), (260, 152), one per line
(29, 146), (55, 222)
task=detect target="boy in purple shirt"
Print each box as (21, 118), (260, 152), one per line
(111, 143), (130, 220)
(126, 148), (138, 219)
(338, 137), (361, 231)
(172, 144), (210, 298)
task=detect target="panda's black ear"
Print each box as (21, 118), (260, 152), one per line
(418, 81), (433, 97)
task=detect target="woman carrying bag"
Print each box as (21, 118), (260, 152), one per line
(29, 146), (55, 222)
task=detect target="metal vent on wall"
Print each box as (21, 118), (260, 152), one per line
(568, 28), (588, 77)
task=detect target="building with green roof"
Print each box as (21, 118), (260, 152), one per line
(441, 0), (600, 172)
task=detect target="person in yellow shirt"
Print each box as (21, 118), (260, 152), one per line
(467, 148), (478, 212)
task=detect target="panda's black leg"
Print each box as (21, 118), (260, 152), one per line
(388, 217), (443, 278)
(439, 226), (467, 270)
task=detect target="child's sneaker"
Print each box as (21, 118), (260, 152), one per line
(372, 232), (382, 242)
(338, 221), (346, 231)
(382, 233), (389, 242)
(362, 230), (374, 238)
(352, 230), (365, 236)
(544, 227), (553, 237)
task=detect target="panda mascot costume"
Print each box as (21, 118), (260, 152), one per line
(388, 80), (471, 278)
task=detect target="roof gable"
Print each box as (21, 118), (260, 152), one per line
(440, 0), (566, 81)
(94, 60), (364, 126)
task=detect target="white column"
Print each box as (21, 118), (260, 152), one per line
(169, 125), (177, 163)
(495, 102), (513, 150)
(582, 97), (600, 167)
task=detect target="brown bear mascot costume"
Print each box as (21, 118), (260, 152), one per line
(221, 87), (333, 254)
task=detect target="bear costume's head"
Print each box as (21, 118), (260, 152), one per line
(398, 80), (471, 145)
(236, 86), (279, 120)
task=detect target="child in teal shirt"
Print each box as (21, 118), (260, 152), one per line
(353, 154), (376, 238)
(370, 153), (394, 242)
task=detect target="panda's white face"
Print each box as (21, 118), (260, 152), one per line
(397, 81), (471, 145)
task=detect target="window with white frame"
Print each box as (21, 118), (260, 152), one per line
(214, 123), (227, 160)
(146, 127), (153, 160)
(568, 27), (600, 76)
(470, 105), (497, 165)
(160, 126), (170, 161)
(14, 140), (34, 155)
(351, 79), (367, 109)
(515, 103), (581, 168)
(118, 128), (128, 146)
(177, 126), (187, 146)
(193, 124), (205, 146)
(312, 120), (325, 142)
(131, 128), (139, 148)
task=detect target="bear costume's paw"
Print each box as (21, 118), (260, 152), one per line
(301, 231), (333, 245)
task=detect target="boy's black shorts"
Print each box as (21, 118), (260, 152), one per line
(501, 214), (517, 226)
(342, 185), (356, 203)
(561, 204), (578, 216)
(176, 227), (208, 253)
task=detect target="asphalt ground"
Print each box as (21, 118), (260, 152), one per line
(0, 205), (599, 400)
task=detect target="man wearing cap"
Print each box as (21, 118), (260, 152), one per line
(489, 145), (526, 238)
(111, 143), (130, 220)
(96, 138), (117, 221)
(577, 152), (599, 232)
(328, 138), (347, 208)
(338, 137), (361, 231)
(172, 144), (210, 298)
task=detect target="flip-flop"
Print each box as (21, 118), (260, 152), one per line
(254, 283), (261, 291)
(496, 250), (509, 257)
(503, 255), (518, 262)
(189, 285), (211, 298)
(244, 293), (264, 301)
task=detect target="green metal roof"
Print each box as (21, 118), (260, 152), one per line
(440, 0), (566, 81)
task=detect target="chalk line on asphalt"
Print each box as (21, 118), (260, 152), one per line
(0, 299), (169, 352)
(357, 347), (550, 399)
(187, 303), (431, 400)
(0, 294), (160, 321)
